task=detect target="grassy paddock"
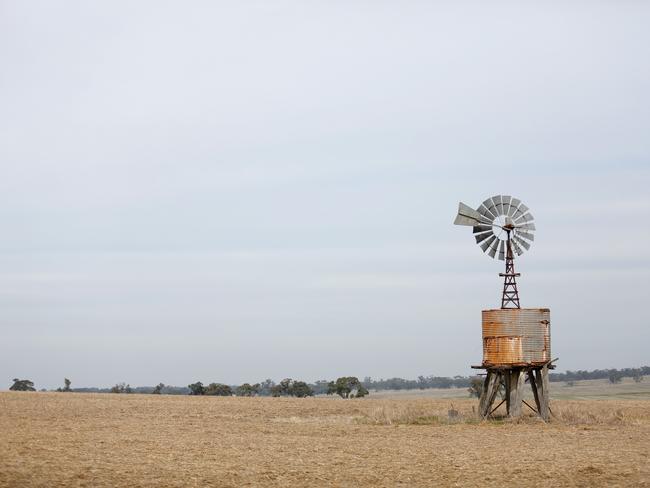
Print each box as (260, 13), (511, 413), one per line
(1, 391), (649, 487)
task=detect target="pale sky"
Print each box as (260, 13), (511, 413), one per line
(1, 1), (649, 389)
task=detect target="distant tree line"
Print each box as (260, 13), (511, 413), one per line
(549, 367), (649, 384)
(51, 377), (354, 397)
(361, 375), (473, 391)
(7, 366), (648, 394)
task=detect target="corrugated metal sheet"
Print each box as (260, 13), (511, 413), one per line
(482, 308), (551, 366)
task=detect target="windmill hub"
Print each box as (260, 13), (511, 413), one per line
(454, 195), (555, 421)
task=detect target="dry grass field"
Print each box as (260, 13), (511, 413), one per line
(368, 376), (650, 400)
(1, 390), (649, 487)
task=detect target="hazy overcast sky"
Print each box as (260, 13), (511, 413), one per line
(1, 1), (649, 389)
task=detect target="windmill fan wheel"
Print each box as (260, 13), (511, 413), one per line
(454, 195), (535, 261)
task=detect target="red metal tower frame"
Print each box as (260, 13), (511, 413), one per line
(499, 230), (520, 309)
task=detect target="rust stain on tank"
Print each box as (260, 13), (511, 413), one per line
(482, 308), (551, 367)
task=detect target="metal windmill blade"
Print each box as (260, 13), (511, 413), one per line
(516, 230), (535, 242)
(511, 238), (524, 256)
(507, 198), (520, 217)
(473, 224), (492, 234)
(495, 195), (505, 216)
(481, 198), (496, 217)
(487, 239), (499, 258)
(478, 203), (495, 221)
(513, 230), (533, 250)
(475, 230), (493, 244)
(516, 223), (536, 231)
(487, 234), (501, 259)
(500, 196), (512, 218)
(488, 196), (500, 217)
(511, 201), (528, 221)
(513, 234), (531, 251)
(514, 212), (533, 224)
(473, 222), (494, 243)
(480, 235), (497, 252)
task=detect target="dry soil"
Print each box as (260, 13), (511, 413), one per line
(1, 392), (648, 487)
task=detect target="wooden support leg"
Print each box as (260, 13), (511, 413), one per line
(516, 370), (525, 415)
(540, 365), (550, 421)
(535, 366), (550, 421)
(508, 370), (524, 418)
(478, 372), (491, 417)
(528, 370), (541, 413)
(479, 371), (500, 418)
(504, 371), (510, 415)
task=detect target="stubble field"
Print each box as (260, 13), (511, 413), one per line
(1, 391), (649, 487)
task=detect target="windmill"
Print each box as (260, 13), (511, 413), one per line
(454, 195), (554, 420)
(454, 195), (535, 308)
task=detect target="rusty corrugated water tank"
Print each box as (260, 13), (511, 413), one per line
(482, 308), (550, 366)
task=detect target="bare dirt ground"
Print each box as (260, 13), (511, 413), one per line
(1, 392), (649, 487)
